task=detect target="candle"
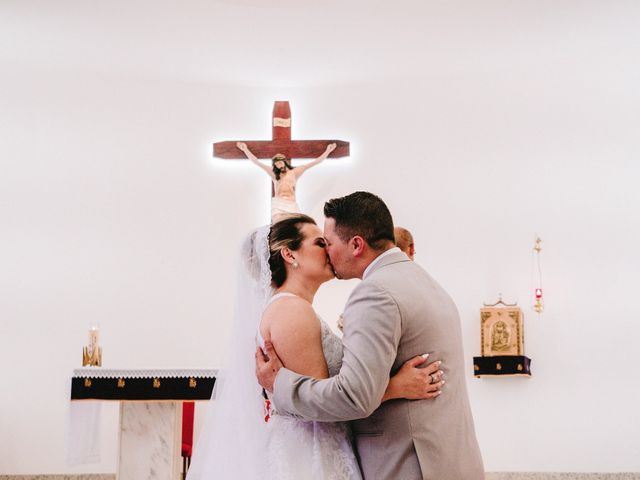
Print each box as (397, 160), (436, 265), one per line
(83, 326), (102, 367)
(88, 326), (99, 352)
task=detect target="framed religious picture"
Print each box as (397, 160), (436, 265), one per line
(480, 306), (524, 357)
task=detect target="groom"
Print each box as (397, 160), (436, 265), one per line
(256, 191), (484, 480)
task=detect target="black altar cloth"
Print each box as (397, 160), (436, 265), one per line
(70, 368), (217, 401)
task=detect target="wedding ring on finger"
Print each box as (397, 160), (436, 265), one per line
(430, 373), (436, 384)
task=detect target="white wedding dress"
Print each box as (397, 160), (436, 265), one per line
(187, 227), (362, 480)
(260, 293), (362, 480)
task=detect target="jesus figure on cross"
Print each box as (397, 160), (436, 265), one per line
(236, 141), (336, 222)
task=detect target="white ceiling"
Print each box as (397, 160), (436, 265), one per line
(1, 0), (639, 88)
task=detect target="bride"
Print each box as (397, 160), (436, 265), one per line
(187, 214), (443, 479)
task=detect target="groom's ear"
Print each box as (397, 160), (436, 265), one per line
(351, 236), (366, 257)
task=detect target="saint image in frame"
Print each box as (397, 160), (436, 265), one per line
(480, 307), (524, 357)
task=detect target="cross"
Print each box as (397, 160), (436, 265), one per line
(213, 101), (350, 160)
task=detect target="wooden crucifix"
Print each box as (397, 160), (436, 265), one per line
(213, 101), (350, 221)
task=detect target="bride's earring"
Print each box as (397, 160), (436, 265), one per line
(292, 260), (299, 269)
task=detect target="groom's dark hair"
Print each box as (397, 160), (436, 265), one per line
(324, 191), (395, 251)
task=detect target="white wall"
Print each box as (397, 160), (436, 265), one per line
(1, 1), (639, 474)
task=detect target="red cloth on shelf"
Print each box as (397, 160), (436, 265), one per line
(181, 401), (195, 457)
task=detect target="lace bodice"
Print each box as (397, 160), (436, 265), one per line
(262, 293), (360, 480)
(320, 319), (343, 377)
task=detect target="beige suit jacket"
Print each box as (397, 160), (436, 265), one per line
(273, 251), (484, 480)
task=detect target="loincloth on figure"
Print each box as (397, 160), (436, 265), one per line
(271, 196), (301, 222)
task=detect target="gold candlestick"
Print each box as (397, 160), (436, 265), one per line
(82, 326), (102, 367)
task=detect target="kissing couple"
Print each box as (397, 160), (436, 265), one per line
(188, 192), (484, 480)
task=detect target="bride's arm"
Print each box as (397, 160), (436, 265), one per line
(262, 297), (329, 379)
(381, 356), (444, 402)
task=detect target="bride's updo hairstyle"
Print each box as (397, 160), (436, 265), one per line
(269, 213), (316, 287)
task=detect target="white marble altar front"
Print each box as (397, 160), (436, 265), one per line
(118, 402), (181, 480)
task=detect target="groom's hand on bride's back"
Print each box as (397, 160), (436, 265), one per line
(255, 341), (283, 393)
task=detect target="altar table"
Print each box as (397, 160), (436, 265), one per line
(69, 368), (217, 480)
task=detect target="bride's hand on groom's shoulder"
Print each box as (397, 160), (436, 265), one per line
(383, 355), (444, 402)
(255, 341), (283, 393)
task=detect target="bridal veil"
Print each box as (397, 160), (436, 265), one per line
(187, 225), (273, 479)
